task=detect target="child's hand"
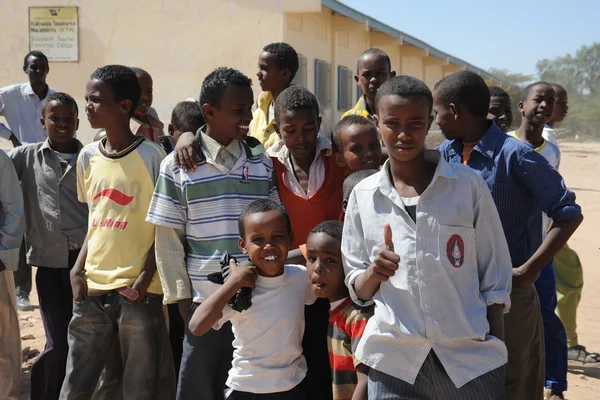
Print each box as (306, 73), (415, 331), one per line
(173, 131), (200, 172)
(368, 224), (400, 282)
(70, 270), (88, 302)
(131, 272), (152, 301)
(228, 260), (258, 290)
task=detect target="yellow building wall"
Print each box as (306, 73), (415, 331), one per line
(424, 64), (444, 89)
(0, 0), (285, 144)
(333, 28), (368, 121)
(401, 56), (424, 80)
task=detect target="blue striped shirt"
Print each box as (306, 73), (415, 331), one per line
(438, 122), (581, 267)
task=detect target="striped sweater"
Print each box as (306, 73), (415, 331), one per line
(328, 297), (373, 400)
(146, 138), (276, 301)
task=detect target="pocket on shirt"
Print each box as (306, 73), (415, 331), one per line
(438, 225), (475, 270)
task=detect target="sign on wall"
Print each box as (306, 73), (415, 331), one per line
(29, 7), (79, 62)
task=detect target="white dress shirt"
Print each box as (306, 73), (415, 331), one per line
(342, 150), (512, 388)
(0, 83), (56, 144)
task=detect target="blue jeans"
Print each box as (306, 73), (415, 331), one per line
(59, 292), (175, 400)
(534, 260), (568, 391)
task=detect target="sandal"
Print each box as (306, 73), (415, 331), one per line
(568, 345), (600, 366)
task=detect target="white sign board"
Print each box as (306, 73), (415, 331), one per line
(29, 7), (79, 62)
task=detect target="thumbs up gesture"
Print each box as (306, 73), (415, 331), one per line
(368, 224), (400, 282)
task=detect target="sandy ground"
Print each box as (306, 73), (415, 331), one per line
(15, 141), (600, 399)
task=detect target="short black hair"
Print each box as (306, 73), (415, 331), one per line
(332, 115), (376, 152)
(199, 67), (253, 108)
(23, 51), (48, 68)
(171, 101), (205, 133)
(376, 75), (433, 113)
(238, 199), (293, 239)
(42, 92), (79, 116)
(90, 65), (141, 117)
(357, 48), (392, 72)
(130, 67), (151, 79)
(308, 220), (343, 242)
(551, 83), (567, 94)
(263, 42), (299, 82)
(274, 85), (320, 125)
(520, 81), (553, 101)
(488, 86), (510, 99)
(433, 71), (490, 118)
(343, 169), (378, 200)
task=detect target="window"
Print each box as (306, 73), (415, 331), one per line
(337, 66), (353, 111)
(292, 54), (308, 88)
(314, 59), (331, 108)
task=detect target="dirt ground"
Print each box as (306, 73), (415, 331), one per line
(16, 141), (600, 399)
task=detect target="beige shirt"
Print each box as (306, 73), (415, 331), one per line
(130, 114), (165, 143)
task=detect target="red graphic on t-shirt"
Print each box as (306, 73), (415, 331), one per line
(92, 189), (134, 206)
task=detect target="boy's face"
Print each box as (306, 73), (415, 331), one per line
(306, 232), (346, 301)
(24, 55), (49, 86)
(355, 54), (395, 101)
(202, 86), (254, 144)
(519, 84), (554, 126)
(551, 87), (569, 123)
(275, 109), (321, 161)
(257, 51), (289, 93)
(135, 73), (153, 118)
(239, 210), (292, 277)
(41, 100), (79, 144)
(488, 96), (513, 132)
(338, 123), (382, 172)
(432, 92), (461, 140)
(85, 79), (131, 130)
(376, 94), (432, 162)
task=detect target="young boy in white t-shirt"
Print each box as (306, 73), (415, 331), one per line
(189, 199), (314, 399)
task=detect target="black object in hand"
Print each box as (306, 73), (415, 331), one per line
(207, 252), (252, 312)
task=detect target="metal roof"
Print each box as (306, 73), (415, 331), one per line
(322, 0), (518, 90)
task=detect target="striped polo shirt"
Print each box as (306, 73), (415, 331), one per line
(146, 136), (275, 302)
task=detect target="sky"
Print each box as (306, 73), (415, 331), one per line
(339, 0), (600, 77)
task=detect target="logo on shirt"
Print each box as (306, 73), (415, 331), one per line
(92, 189), (134, 206)
(241, 166), (250, 181)
(446, 234), (465, 268)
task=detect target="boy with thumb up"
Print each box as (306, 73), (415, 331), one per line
(341, 76), (512, 399)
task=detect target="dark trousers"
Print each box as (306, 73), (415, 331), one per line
(534, 260), (568, 391)
(177, 302), (234, 400)
(368, 352), (506, 400)
(168, 303), (185, 377)
(59, 292), (175, 400)
(14, 239), (31, 296)
(30, 249), (79, 400)
(302, 298), (332, 400)
(226, 379), (306, 400)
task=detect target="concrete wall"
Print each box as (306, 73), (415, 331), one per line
(0, 0), (285, 144)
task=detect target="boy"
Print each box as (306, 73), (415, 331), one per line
(0, 149), (25, 400)
(59, 65), (174, 400)
(544, 84), (599, 367)
(488, 86), (513, 133)
(9, 92), (88, 400)
(146, 67), (280, 400)
(189, 199), (313, 399)
(343, 75), (512, 399)
(341, 170), (379, 220)
(130, 67), (165, 142)
(542, 84), (568, 147)
(342, 48), (396, 120)
(508, 82), (568, 399)
(332, 114), (382, 172)
(435, 71), (583, 400)
(306, 220), (371, 400)
(269, 85), (344, 399)
(171, 43), (299, 171)
(169, 101), (205, 144)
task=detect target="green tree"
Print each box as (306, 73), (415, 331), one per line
(487, 68), (534, 87)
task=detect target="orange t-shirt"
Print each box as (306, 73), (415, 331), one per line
(462, 141), (478, 165)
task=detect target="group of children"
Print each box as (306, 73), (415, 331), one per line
(0, 42), (590, 400)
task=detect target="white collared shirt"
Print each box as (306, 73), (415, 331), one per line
(0, 83), (56, 144)
(267, 134), (332, 199)
(342, 150), (512, 388)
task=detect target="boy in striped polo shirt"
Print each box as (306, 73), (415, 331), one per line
(306, 221), (372, 400)
(147, 67), (280, 400)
